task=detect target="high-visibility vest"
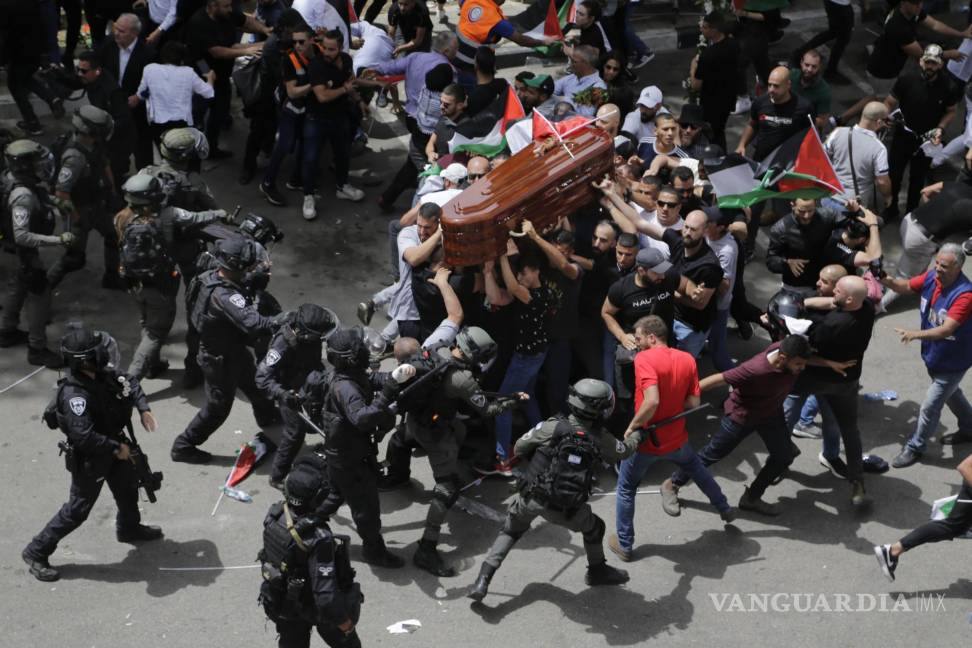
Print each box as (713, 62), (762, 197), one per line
(456, 0), (505, 70)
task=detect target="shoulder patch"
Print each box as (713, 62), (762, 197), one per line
(229, 293), (247, 308)
(57, 166), (73, 185)
(470, 392), (487, 408)
(265, 349), (281, 366)
(69, 396), (87, 416)
(12, 205), (29, 228)
(615, 439), (626, 454)
(318, 565), (333, 577)
(468, 6), (483, 21)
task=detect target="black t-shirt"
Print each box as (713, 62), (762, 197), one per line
(867, 9), (926, 79)
(185, 7), (246, 78)
(411, 265), (476, 336)
(389, 1), (433, 52)
(697, 37), (741, 113)
(466, 78), (509, 117)
(515, 286), (553, 355)
(307, 52), (354, 119)
(579, 250), (635, 319)
(915, 182), (972, 238)
(663, 229), (724, 331)
(803, 301), (876, 384)
(280, 48), (316, 110)
(749, 93), (815, 161)
(819, 230), (860, 274)
(607, 268), (680, 333)
(891, 70), (962, 136)
(545, 268), (583, 339)
(567, 21), (610, 53)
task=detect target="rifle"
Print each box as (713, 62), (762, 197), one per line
(639, 403), (712, 447)
(124, 421), (163, 503)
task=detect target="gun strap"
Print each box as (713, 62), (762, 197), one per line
(283, 502), (309, 553)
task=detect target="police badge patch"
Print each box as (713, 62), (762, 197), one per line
(265, 349), (281, 366)
(229, 293), (247, 308)
(69, 396), (87, 416)
(470, 393), (487, 408)
(12, 206), (29, 228)
(57, 167), (73, 185)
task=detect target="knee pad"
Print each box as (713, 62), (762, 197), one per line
(583, 515), (606, 545)
(432, 477), (459, 507)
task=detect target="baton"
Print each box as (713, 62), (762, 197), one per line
(297, 410), (327, 440)
(639, 402), (712, 447)
(388, 361), (455, 415)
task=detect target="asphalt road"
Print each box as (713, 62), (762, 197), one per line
(2, 7), (972, 647)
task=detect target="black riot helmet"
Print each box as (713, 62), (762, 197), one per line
(567, 378), (616, 422)
(326, 326), (371, 372)
(766, 289), (806, 342)
(455, 326), (498, 371)
(212, 235), (258, 273)
(293, 304), (339, 343)
(284, 456), (328, 513)
(238, 213), (283, 246)
(59, 325), (110, 372)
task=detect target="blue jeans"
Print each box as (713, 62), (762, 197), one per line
(494, 350), (547, 459)
(906, 368), (972, 453)
(673, 319), (708, 358)
(623, 1), (650, 58)
(784, 393), (840, 459)
(263, 108), (303, 187)
(799, 395), (819, 427)
(602, 329), (617, 389)
(615, 443), (729, 551)
(302, 113), (351, 195)
(706, 309), (735, 372)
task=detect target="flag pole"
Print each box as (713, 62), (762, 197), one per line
(210, 446), (244, 517)
(535, 110), (575, 159)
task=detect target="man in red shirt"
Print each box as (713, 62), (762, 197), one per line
(881, 244), (972, 467)
(609, 315), (731, 562)
(666, 335), (812, 518)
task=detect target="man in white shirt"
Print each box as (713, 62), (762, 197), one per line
(293, 0), (350, 52)
(351, 20), (395, 74)
(144, 0), (179, 45)
(420, 163), (466, 206)
(824, 101), (891, 211)
(553, 45), (607, 117)
(621, 85), (669, 143)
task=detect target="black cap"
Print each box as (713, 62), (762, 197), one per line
(285, 466), (323, 508)
(678, 103), (707, 127)
(704, 205), (733, 226)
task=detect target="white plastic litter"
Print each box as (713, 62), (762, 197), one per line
(387, 619), (421, 634)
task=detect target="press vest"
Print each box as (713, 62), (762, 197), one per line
(919, 271), (972, 373)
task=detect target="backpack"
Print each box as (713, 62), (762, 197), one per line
(522, 418), (601, 511)
(232, 55), (264, 110)
(119, 215), (175, 281)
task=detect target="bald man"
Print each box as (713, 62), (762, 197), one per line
(785, 274), (875, 506)
(466, 156), (490, 183)
(736, 66), (815, 162)
(596, 103), (621, 138)
(824, 101), (891, 212)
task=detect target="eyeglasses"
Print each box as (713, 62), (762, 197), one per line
(657, 199), (680, 208)
(468, 173), (484, 180)
(680, 123), (699, 130)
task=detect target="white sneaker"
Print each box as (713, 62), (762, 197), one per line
(336, 183), (365, 202)
(733, 96), (752, 115)
(302, 195), (317, 220)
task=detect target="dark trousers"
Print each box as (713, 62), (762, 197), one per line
(264, 108), (304, 187)
(794, 380), (864, 481)
(703, 103), (731, 152)
(132, 105), (154, 170)
(205, 76), (232, 152)
(671, 415), (793, 499)
(6, 60), (58, 123)
(302, 113), (352, 195)
(271, 401), (313, 482)
(542, 337), (572, 416)
(900, 481), (972, 550)
(800, 0), (854, 72)
(571, 316), (604, 381)
(383, 422), (415, 479)
(244, 97), (278, 173)
(2, 249), (52, 349)
(276, 620), (360, 648)
(326, 460), (385, 550)
(738, 19), (771, 90)
(25, 454), (141, 559)
(47, 207), (120, 288)
(174, 345), (277, 450)
(59, 0), (83, 67)
(381, 115), (427, 206)
(730, 244), (764, 324)
(888, 130), (931, 219)
(353, 0), (389, 24)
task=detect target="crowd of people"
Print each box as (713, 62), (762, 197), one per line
(3, 0), (972, 645)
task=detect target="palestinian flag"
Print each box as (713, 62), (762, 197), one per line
(447, 84), (525, 156)
(347, 0), (358, 23)
(708, 125), (843, 208)
(513, 0), (572, 54)
(505, 110), (596, 154)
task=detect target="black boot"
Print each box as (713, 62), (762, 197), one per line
(117, 524), (164, 543)
(413, 539), (456, 577)
(22, 549), (59, 582)
(170, 443), (213, 464)
(467, 562), (496, 601)
(585, 561), (629, 586)
(362, 543), (405, 569)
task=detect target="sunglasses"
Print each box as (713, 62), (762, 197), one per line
(293, 38), (307, 44)
(468, 173), (485, 180)
(657, 199), (680, 208)
(679, 123), (699, 130)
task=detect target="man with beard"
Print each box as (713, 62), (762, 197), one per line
(766, 198), (842, 296)
(737, 66), (814, 162)
(665, 335), (812, 517)
(606, 183), (683, 258)
(883, 45), (962, 221)
(620, 86), (667, 146)
(573, 221), (623, 380)
(789, 50), (832, 131)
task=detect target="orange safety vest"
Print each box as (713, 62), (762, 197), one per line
(456, 0), (505, 69)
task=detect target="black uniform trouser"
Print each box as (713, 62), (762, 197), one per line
(730, 244), (764, 325)
(244, 96), (279, 174)
(354, 0), (388, 26)
(47, 206), (120, 288)
(6, 60), (58, 124)
(799, 0), (853, 72)
(887, 130), (931, 219)
(174, 345), (277, 450)
(326, 459), (385, 551)
(275, 620), (360, 648)
(25, 453), (141, 559)
(58, 0), (83, 67)
(271, 401), (313, 482)
(900, 481), (972, 550)
(383, 421), (416, 479)
(702, 103), (731, 153)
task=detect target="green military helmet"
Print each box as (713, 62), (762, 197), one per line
(160, 127), (209, 162)
(3, 139), (54, 184)
(72, 105), (114, 141)
(567, 379), (616, 422)
(456, 326), (497, 367)
(122, 173), (165, 208)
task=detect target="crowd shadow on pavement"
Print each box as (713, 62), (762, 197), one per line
(56, 537), (223, 597)
(889, 578), (972, 604)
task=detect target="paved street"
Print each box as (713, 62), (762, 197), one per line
(2, 3), (972, 646)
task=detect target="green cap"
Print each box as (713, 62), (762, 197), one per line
(523, 74), (554, 95)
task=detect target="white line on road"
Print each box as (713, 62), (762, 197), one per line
(0, 366), (45, 395)
(158, 564), (260, 572)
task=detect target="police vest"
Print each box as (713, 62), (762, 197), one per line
(520, 418), (601, 511)
(456, 0), (505, 71)
(919, 271), (972, 373)
(8, 184), (56, 238)
(60, 142), (105, 207)
(187, 269), (226, 333)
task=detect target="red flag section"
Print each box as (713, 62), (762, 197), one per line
(227, 444), (258, 487)
(348, 0), (359, 23)
(567, 0), (577, 24)
(543, 0), (565, 40)
(777, 127), (844, 194)
(501, 84), (526, 133)
(531, 110), (594, 140)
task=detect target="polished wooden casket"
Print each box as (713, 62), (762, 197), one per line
(441, 127), (614, 266)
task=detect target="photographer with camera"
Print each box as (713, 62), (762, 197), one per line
(22, 325), (162, 582)
(880, 244), (972, 467)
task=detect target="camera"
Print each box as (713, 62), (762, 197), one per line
(869, 257), (887, 280)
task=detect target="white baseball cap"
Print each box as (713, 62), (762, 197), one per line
(636, 85), (663, 109)
(441, 163), (468, 183)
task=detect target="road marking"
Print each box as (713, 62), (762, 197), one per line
(158, 564), (260, 572)
(0, 366), (45, 395)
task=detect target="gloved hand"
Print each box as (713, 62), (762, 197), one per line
(215, 209), (233, 222)
(60, 231), (76, 247)
(280, 390), (301, 409)
(271, 310), (293, 327)
(381, 378), (400, 401)
(292, 514), (320, 537)
(391, 363), (416, 384)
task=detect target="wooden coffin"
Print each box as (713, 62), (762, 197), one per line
(441, 127), (614, 266)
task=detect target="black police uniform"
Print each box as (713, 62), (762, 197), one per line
(24, 369), (153, 561)
(47, 135), (120, 288)
(171, 268), (279, 458)
(302, 367), (399, 560)
(256, 326), (325, 483)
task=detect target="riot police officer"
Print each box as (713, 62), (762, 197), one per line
(170, 236), (286, 464)
(256, 304), (339, 489)
(301, 326), (407, 569)
(258, 460), (363, 648)
(115, 173), (230, 379)
(468, 379), (647, 601)
(0, 139), (73, 368)
(22, 325), (162, 582)
(47, 105), (124, 291)
(393, 327), (528, 577)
